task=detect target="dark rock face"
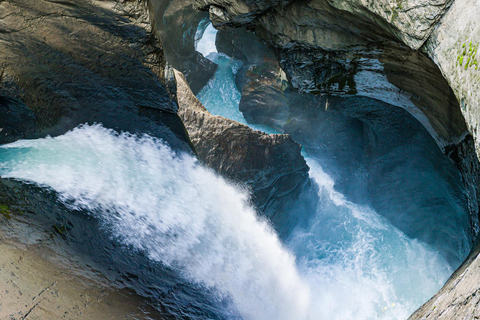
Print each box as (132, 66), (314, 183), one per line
(0, 0), (191, 152)
(150, 0), (217, 94)
(0, 96), (35, 144)
(174, 69), (316, 236)
(215, 28), (291, 130)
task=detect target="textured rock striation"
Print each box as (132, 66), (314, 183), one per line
(191, 0), (480, 316)
(0, 0), (191, 152)
(174, 69), (316, 236)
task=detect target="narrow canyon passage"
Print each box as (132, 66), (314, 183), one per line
(0, 18), (473, 320)
(0, 1), (476, 319)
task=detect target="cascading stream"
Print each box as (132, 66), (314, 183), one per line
(0, 125), (310, 320)
(0, 20), (469, 320)
(192, 21), (463, 319)
(0, 124), (455, 320)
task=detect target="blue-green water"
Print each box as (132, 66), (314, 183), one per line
(0, 20), (469, 320)
(193, 21), (465, 319)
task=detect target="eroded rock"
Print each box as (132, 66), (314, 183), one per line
(150, 0), (218, 94)
(174, 69), (316, 236)
(0, 0), (191, 152)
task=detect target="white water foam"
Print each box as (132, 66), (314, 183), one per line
(0, 125), (310, 320)
(288, 160), (453, 319)
(0, 124), (455, 320)
(192, 21), (456, 319)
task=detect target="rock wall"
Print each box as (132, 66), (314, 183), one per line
(0, 0), (197, 317)
(191, 0), (480, 316)
(0, 0), (191, 153)
(174, 69), (316, 236)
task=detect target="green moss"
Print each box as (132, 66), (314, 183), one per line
(391, 0), (404, 22)
(457, 41), (478, 71)
(0, 204), (12, 220)
(52, 224), (69, 240)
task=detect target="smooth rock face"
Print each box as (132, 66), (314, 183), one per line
(409, 241), (480, 320)
(327, 0), (453, 50)
(0, 220), (162, 320)
(0, 0), (191, 152)
(174, 69), (315, 235)
(150, 0), (218, 94)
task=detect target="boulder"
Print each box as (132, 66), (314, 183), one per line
(174, 69), (316, 236)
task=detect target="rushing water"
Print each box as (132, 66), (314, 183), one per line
(192, 21), (461, 319)
(0, 20), (469, 320)
(0, 125), (309, 320)
(0, 123), (453, 320)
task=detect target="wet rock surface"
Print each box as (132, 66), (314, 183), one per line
(0, 96), (36, 144)
(0, 234), (162, 320)
(0, 0), (191, 152)
(174, 69), (316, 236)
(150, 0), (218, 94)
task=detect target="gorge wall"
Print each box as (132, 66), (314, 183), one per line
(1, 0), (480, 318)
(0, 0), (316, 317)
(179, 0), (480, 317)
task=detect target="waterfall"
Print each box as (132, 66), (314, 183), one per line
(0, 19), (467, 320)
(0, 125), (310, 320)
(0, 124), (453, 320)
(289, 160), (452, 319)
(188, 21), (458, 319)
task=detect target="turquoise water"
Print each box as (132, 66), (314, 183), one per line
(193, 21), (460, 319)
(0, 124), (452, 320)
(0, 20), (467, 320)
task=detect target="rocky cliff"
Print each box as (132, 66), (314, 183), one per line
(191, 0), (480, 317)
(174, 69), (316, 236)
(0, 0), (191, 152)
